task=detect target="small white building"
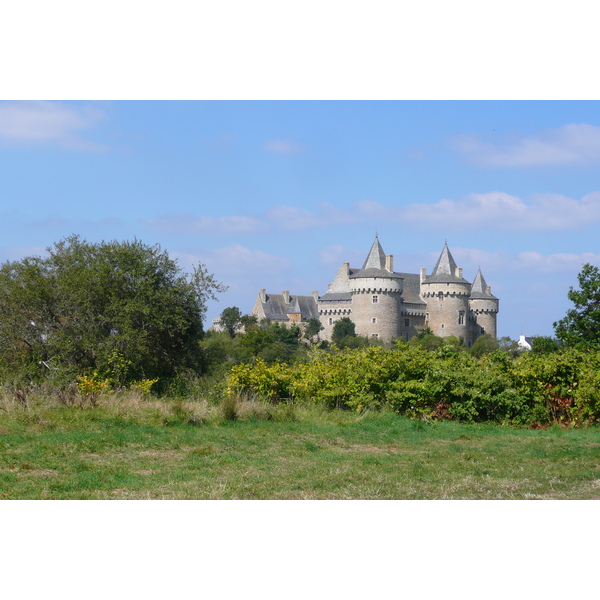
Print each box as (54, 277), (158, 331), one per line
(517, 334), (533, 351)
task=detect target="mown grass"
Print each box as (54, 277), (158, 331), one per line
(0, 392), (599, 499)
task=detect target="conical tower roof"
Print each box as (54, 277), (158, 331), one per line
(426, 242), (469, 283)
(470, 268), (498, 299)
(362, 234), (386, 270)
(350, 235), (402, 279)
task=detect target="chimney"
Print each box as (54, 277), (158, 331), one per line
(420, 268), (427, 283)
(282, 291), (290, 304)
(486, 285), (491, 295)
(312, 291), (319, 301)
(385, 254), (394, 272)
(260, 288), (267, 302)
(455, 267), (463, 278)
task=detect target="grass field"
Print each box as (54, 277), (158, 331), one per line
(1, 393), (599, 499)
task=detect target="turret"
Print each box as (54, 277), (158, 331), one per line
(469, 268), (499, 341)
(349, 235), (403, 343)
(420, 242), (470, 340)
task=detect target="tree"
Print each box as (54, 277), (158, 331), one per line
(554, 263), (600, 348)
(469, 333), (499, 358)
(531, 336), (561, 355)
(303, 318), (324, 343)
(331, 317), (356, 346)
(0, 235), (227, 384)
(220, 306), (242, 338)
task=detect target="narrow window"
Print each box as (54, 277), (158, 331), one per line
(458, 311), (465, 325)
(372, 317), (377, 324)
(328, 317), (333, 325)
(404, 318), (410, 327)
(480, 326), (485, 334)
(372, 295), (378, 304)
(441, 324), (445, 329)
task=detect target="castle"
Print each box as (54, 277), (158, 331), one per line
(251, 235), (499, 346)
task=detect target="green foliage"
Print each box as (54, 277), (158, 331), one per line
(554, 263), (600, 348)
(303, 318), (324, 343)
(531, 336), (561, 355)
(331, 317), (356, 345)
(224, 343), (600, 426)
(469, 333), (499, 357)
(0, 235), (227, 385)
(220, 306), (242, 338)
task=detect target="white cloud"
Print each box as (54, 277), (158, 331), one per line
(264, 139), (305, 154)
(143, 214), (269, 235)
(267, 202), (358, 230)
(174, 245), (292, 277)
(0, 101), (105, 149)
(355, 191), (600, 232)
(451, 247), (600, 275)
(452, 123), (600, 167)
(0, 246), (48, 262)
(318, 244), (364, 266)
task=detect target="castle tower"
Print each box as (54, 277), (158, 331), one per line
(348, 235), (404, 343)
(469, 268), (499, 342)
(420, 242), (470, 341)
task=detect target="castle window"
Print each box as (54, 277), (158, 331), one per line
(404, 318), (410, 327)
(371, 333), (379, 339)
(480, 326), (485, 334)
(441, 324), (445, 329)
(372, 317), (377, 324)
(372, 295), (378, 304)
(328, 317), (333, 325)
(458, 311), (465, 325)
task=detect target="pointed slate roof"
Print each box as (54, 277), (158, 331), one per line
(470, 268), (498, 299)
(362, 235), (386, 270)
(350, 235), (402, 279)
(426, 242), (469, 283)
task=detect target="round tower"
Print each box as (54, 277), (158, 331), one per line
(349, 236), (403, 343)
(469, 268), (499, 343)
(420, 242), (470, 340)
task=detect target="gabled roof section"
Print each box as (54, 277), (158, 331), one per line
(470, 268), (498, 299)
(362, 234), (386, 270)
(426, 242), (469, 283)
(257, 293), (319, 321)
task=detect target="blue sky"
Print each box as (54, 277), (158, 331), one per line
(2, 100), (600, 338)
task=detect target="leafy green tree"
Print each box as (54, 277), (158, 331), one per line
(220, 306), (243, 338)
(469, 333), (499, 358)
(408, 327), (444, 351)
(303, 318), (324, 343)
(531, 336), (561, 355)
(240, 314), (258, 330)
(332, 317), (356, 346)
(554, 263), (600, 348)
(0, 235), (227, 384)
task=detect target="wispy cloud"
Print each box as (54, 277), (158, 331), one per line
(173, 245), (291, 276)
(355, 191), (600, 232)
(452, 123), (600, 167)
(264, 139), (305, 154)
(143, 214), (269, 235)
(452, 247), (600, 275)
(266, 203), (357, 230)
(0, 101), (106, 150)
(318, 244), (364, 266)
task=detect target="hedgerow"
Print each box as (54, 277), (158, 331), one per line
(225, 344), (600, 426)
